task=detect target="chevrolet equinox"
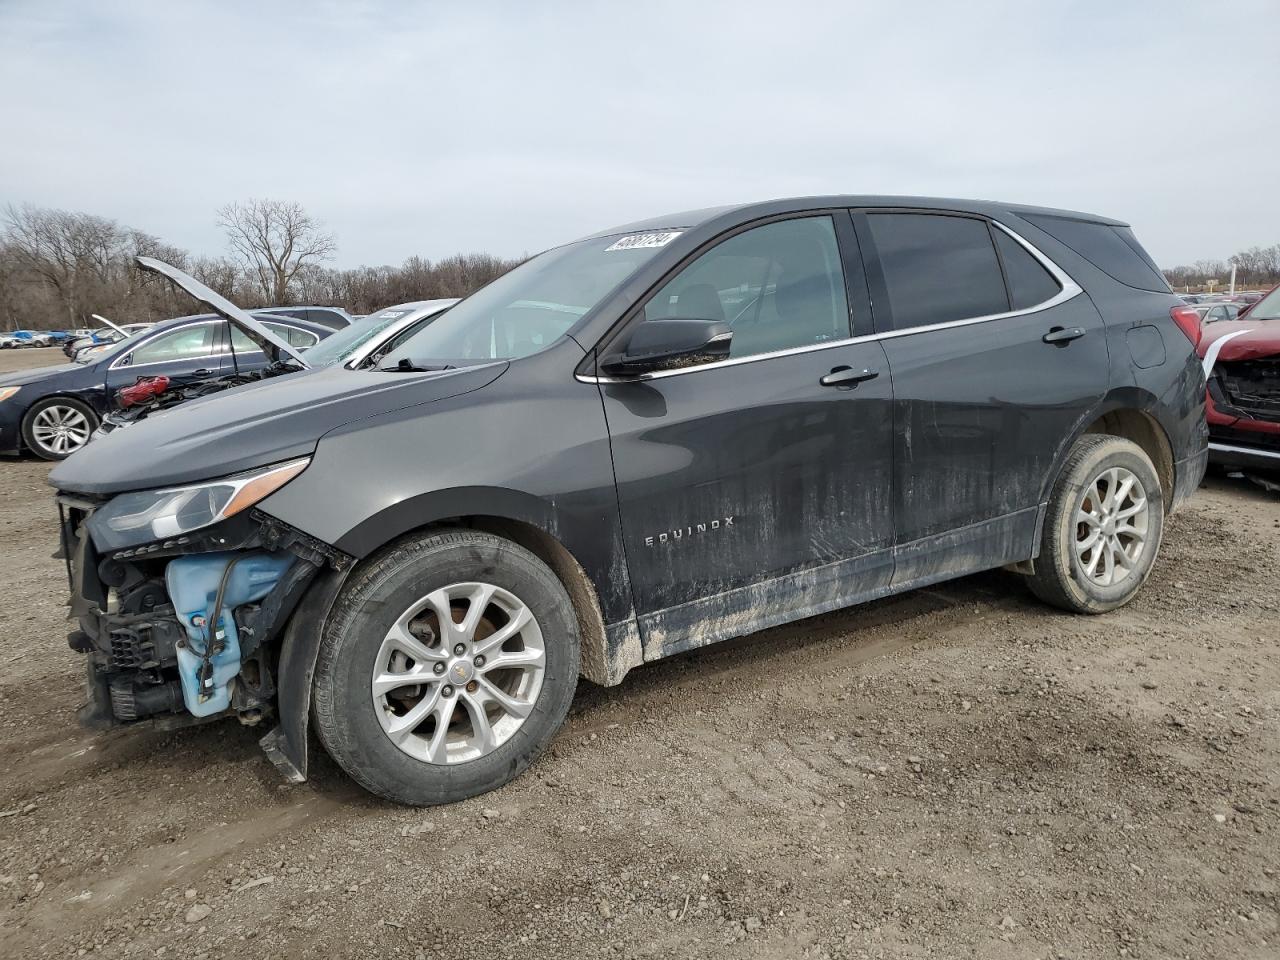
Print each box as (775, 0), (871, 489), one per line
(49, 196), (1208, 805)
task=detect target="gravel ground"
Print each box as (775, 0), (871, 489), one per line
(0, 347), (1277, 959)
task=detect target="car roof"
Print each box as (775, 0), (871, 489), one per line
(114, 310), (334, 338)
(581, 195), (1130, 241)
(369, 299), (460, 313)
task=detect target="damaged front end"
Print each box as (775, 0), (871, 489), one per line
(57, 457), (350, 775)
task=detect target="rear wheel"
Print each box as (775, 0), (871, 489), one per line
(1027, 434), (1164, 613)
(312, 529), (580, 805)
(22, 397), (97, 460)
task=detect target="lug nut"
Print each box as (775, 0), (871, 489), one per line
(466, 680), (479, 693)
(474, 655), (486, 668)
(433, 662), (446, 675)
(453, 643), (466, 656)
(442, 685), (455, 697)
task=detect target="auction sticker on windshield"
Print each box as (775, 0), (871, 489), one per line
(606, 231), (682, 252)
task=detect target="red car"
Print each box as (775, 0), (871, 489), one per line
(1195, 281), (1280, 472)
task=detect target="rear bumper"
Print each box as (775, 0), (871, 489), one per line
(1171, 446), (1209, 511)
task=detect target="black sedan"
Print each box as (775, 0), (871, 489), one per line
(0, 311), (334, 459)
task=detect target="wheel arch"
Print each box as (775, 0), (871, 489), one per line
(19, 392), (102, 454)
(332, 487), (614, 687)
(1046, 390), (1176, 513)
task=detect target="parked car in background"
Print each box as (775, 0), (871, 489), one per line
(0, 308), (333, 459)
(64, 319), (154, 359)
(1198, 283), (1280, 473)
(50, 195), (1207, 806)
(2, 330), (53, 348)
(95, 289), (457, 438)
(1195, 302), (1242, 323)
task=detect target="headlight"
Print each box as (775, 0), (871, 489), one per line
(86, 457), (310, 552)
(0, 387), (19, 402)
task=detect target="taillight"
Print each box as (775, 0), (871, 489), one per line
(1169, 305), (1202, 346)
(117, 375), (171, 408)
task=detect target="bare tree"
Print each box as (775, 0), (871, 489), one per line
(3, 203), (128, 324)
(217, 199), (336, 304)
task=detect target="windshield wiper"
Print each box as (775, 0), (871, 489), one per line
(380, 358), (457, 373)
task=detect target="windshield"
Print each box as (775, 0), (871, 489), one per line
(1250, 287), (1280, 320)
(380, 234), (677, 367)
(301, 307), (429, 367)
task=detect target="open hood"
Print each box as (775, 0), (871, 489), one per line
(90, 313), (127, 336)
(134, 257), (308, 368)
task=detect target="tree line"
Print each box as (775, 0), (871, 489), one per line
(0, 200), (523, 331)
(1161, 244), (1280, 292)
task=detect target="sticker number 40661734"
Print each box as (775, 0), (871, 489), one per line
(605, 231), (683, 252)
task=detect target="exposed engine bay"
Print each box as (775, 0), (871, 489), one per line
(59, 492), (350, 763)
(101, 362), (300, 434)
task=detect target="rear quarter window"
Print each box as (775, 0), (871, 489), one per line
(1022, 214), (1170, 293)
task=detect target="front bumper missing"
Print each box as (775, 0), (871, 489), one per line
(58, 496), (351, 780)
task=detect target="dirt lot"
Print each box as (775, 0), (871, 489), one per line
(0, 346), (1277, 959)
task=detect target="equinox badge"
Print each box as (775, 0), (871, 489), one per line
(645, 516), (735, 547)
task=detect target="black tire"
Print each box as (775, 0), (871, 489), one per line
(21, 396), (98, 460)
(312, 529), (580, 805)
(1026, 434), (1164, 613)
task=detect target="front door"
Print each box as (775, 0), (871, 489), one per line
(596, 214), (896, 659)
(853, 209), (1108, 586)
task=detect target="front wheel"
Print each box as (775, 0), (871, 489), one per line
(1026, 434), (1164, 613)
(312, 529), (580, 805)
(21, 397), (98, 460)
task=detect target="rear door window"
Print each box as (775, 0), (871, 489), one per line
(993, 228), (1062, 310)
(866, 213), (1009, 330)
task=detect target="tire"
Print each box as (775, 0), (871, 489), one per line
(1026, 434), (1164, 614)
(21, 396), (98, 460)
(312, 529), (580, 805)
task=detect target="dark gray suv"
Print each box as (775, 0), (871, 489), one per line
(50, 196), (1207, 805)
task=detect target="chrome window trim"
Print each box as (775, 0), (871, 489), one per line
(107, 320), (224, 372)
(577, 219), (1082, 385)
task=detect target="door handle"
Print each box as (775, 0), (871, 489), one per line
(1042, 326), (1085, 345)
(820, 366), (879, 387)
(193, 368), (213, 377)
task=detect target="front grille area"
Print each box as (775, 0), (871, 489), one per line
(1217, 359), (1280, 418)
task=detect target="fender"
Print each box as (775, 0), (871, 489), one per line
(334, 486), (560, 559)
(258, 566), (351, 782)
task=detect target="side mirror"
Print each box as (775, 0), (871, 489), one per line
(601, 319), (732, 376)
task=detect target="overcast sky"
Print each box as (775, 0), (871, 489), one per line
(1, 0), (1274, 269)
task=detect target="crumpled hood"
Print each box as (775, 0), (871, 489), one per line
(0, 362), (84, 386)
(1208, 323), (1280, 362)
(49, 361), (508, 496)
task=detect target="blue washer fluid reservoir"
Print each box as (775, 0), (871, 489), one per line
(164, 551), (293, 717)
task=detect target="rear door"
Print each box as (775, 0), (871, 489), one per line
(104, 320), (227, 394)
(854, 209), (1107, 586)
(596, 213), (896, 657)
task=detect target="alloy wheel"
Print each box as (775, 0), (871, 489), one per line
(372, 581), (546, 764)
(1074, 466), (1149, 587)
(31, 404), (92, 456)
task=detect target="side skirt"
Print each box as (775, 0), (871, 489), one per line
(639, 506), (1040, 662)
